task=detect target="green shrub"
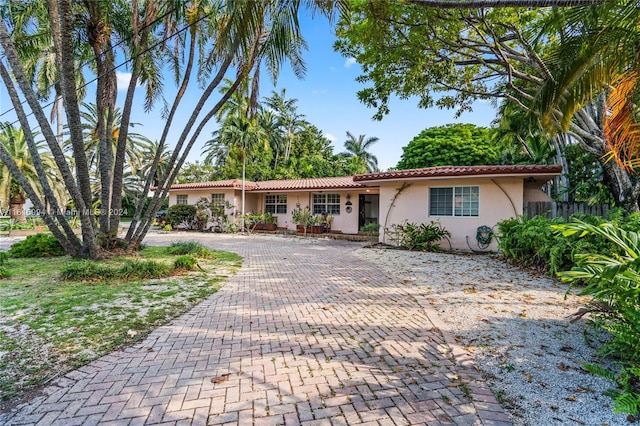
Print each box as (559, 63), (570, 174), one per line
(557, 220), (640, 416)
(360, 223), (380, 236)
(173, 255), (197, 271)
(0, 266), (10, 278)
(387, 221), (450, 251)
(118, 260), (170, 280)
(167, 204), (196, 228)
(0, 251), (8, 265)
(497, 212), (640, 274)
(167, 241), (214, 258)
(60, 260), (114, 281)
(61, 259), (170, 281)
(9, 233), (65, 258)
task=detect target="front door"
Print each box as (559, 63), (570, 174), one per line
(358, 194), (380, 230)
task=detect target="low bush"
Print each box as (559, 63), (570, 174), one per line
(173, 255), (197, 271)
(556, 220), (640, 416)
(8, 233), (65, 258)
(167, 204), (196, 228)
(60, 260), (115, 281)
(360, 223), (380, 236)
(0, 252), (10, 278)
(497, 210), (639, 274)
(118, 260), (171, 280)
(387, 221), (450, 251)
(167, 241), (214, 258)
(61, 259), (170, 282)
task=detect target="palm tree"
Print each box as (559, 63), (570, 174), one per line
(215, 116), (268, 230)
(0, 124), (62, 221)
(536, 1), (640, 167)
(140, 141), (172, 187)
(256, 107), (285, 170)
(203, 131), (229, 167)
(216, 77), (251, 124)
(340, 131), (380, 174)
(408, 0), (607, 7)
(76, 103), (152, 193)
(0, 0), (338, 257)
(264, 89), (306, 162)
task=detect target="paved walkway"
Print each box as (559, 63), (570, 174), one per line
(1, 234), (510, 425)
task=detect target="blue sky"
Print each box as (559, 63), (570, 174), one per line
(0, 11), (497, 172)
(117, 11), (497, 171)
(261, 13), (498, 171)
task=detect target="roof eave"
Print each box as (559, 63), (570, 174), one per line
(355, 171), (562, 184)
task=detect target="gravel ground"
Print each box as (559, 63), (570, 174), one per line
(354, 246), (631, 426)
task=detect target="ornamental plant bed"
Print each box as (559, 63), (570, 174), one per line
(310, 225), (323, 234)
(0, 242), (242, 407)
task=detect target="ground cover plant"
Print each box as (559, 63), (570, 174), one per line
(497, 210), (640, 274)
(386, 221), (451, 251)
(556, 220), (640, 416)
(0, 242), (241, 407)
(498, 213), (640, 416)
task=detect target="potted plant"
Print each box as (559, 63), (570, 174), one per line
(262, 212), (277, 231)
(311, 214), (324, 234)
(292, 207), (312, 235)
(325, 214), (334, 232)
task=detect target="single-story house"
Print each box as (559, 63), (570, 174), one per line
(165, 164), (562, 251)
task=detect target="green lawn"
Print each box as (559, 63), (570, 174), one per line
(0, 244), (242, 403)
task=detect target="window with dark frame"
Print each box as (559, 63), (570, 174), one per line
(265, 194), (287, 214)
(429, 186), (479, 217)
(176, 194), (188, 205)
(312, 193), (340, 215)
(211, 193), (225, 207)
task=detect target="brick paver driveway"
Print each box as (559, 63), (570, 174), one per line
(1, 233), (510, 426)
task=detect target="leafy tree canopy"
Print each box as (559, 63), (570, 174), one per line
(397, 124), (499, 169)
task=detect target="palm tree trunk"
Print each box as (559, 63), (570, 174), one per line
(49, 0), (101, 258)
(0, 13), (90, 257)
(242, 153), (246, 232)
(111, 3), (159, 237)
(56, 94), (64, 148)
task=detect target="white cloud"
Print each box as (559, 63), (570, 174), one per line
(344, 57), (357, 68)
(312, 89), (327, 95)
(324, 133), (337, 142)
(116, 71), (135, 91)
(329, 66), (337, 71)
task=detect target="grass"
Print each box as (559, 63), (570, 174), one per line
(0, 243), (241, 404)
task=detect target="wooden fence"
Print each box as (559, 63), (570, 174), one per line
(525, 201), (611, 220)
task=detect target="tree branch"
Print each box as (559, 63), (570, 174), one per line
(407, 0), (610, 8)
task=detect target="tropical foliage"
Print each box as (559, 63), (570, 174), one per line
(340, 131), (379, 174)
(386, 221), (451, 251)
(0, 124), (63, 215)
(335, 1), (640, 212)
(201, 88), (369, 181)
(497, 211), (640, 274)
(556, 220), (640, 416)
(397, 124), (499, 169)
(0, 0), (338, 259)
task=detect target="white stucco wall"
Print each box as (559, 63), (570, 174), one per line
(378, 177), (523, 251)
(523, 187), (553, 202)
(168, 189), (238, 220)
(169, 188), (377, 234)
(264, 190), (363, 234)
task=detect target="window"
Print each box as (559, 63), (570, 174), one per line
(429, 186), (479, 217)
(313, 193), (340, 215)
(211, 193), (225, 207)
(176, 194), (188, 205)
(265, 194), (287, 214)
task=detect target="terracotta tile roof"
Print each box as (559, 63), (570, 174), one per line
(166, 179), (258, 190)
(254, 177), (363, 191)
(353, 164), (563, 182)
(166, 176), (363, 192)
